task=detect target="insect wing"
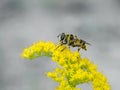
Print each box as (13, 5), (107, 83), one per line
(81, 39), (91, 45)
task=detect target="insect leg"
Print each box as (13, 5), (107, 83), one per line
(78, 47), (81, 51)
(60, 47), (67, 52)
(54, 42), (63, 50)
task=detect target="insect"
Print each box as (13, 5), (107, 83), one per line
(57, 33), (91, 51)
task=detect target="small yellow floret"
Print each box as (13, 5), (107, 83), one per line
(21, 41), (111, 90)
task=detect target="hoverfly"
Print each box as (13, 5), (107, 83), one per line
(57, 33), (91, 51)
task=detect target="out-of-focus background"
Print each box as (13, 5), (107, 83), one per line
(0, 0), (120, 90)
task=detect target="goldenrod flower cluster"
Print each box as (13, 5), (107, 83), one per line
(21, 41), (111, 90)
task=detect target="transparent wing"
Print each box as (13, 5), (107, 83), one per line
(81, 39), (91, 45)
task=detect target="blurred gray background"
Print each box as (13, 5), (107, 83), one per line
(0, 0), (120, 90)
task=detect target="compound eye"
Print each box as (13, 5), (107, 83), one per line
(61, 33), (65, 40)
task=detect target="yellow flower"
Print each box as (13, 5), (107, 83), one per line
(21, 41), (111, 90)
